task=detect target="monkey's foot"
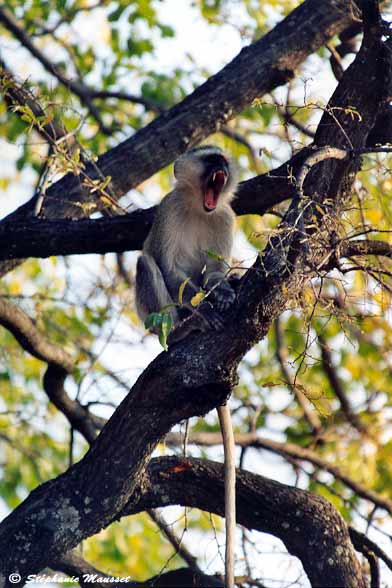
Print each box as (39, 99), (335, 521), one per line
(211, 283), (236, 312)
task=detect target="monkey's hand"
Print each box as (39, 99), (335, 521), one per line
(209, 281), (236, 312)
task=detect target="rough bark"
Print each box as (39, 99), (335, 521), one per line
(164, 431), (392, 515)
(0, 121), (390, 262)
(124, 456), (367, 588)
(0, 2), (388, 587)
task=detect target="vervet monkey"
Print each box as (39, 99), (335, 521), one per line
(136, 145), (237, 588)
(136, 145), (237, 328)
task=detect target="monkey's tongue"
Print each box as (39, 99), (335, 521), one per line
(204, 187), (218, 210)
(204, 170), (226, 211)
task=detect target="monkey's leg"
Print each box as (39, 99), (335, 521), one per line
(136, 255), (179, 324)
(217, 403), (236, 588)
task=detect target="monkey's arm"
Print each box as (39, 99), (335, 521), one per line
(135, 254), (179, 324)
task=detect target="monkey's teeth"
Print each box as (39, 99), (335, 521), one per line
(212, 172), (217, 182)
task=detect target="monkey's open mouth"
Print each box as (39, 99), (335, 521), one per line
(204, 169), (227, 212)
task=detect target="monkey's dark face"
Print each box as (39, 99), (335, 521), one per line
(173, 146), (236, 211)
(200, 154), (230, 213)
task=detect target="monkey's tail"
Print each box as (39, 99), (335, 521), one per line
(217, 403), (236, 588)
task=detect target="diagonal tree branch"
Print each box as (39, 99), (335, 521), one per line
(0, 58), (73, 147)
(3, 0), (361, 222)
(0, 7), (112, 134)
(318, 332), (368, 434)
(164, 430), (392, 515)
(0, 298), (104, 442)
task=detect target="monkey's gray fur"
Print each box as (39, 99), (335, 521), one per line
(136, 145), (238, 333)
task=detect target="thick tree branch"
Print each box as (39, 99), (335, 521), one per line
(340, 238), (392, 259)
(1, 144), (392, 263)
(123, 456), (367, 588)
(0, 148), (310, 261)
(54, 456), (389, 588)
(4, 0), (360, 222)
(34, 455), (392, 587)
(164, 431), (392, 515)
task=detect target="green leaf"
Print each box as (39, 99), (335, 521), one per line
(159, 24), (175, 38)
(158, 313), (173, 352)
(145, 311), (173, 351)
(144, 312), (163, 331)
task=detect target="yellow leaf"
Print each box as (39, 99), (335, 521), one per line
(100, 195), (114, 207)
(295, 384), (332, 416)
(9, 280), (21, 295)
(191, 291), (205, 307)
(297, 385), (322, 400)
(178, 278), (191, 305)
(311, 397), (332, 417)
(366, 208), (382, 225)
